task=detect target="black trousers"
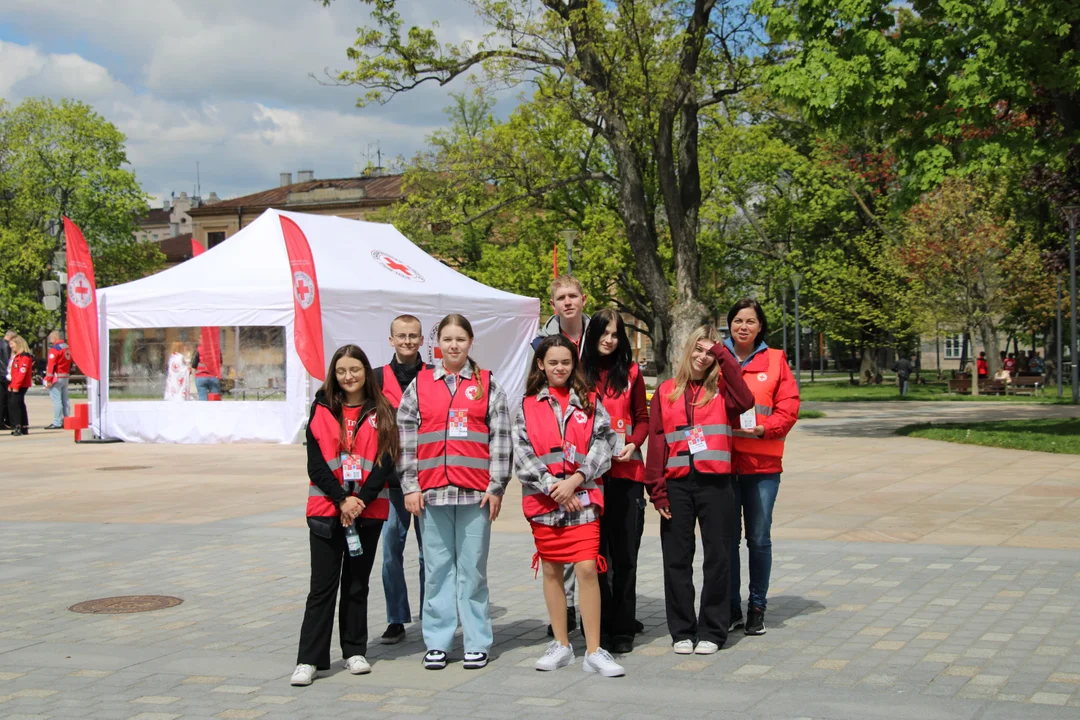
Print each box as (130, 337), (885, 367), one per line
(7, 388), (27, 429)
(0, 380), (9, 427)
(598, 477), (645, 638)
(659, 472), (735, 646)
(296, 520), (382, 668)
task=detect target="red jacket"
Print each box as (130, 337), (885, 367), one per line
(7, 353), (33, 391)
(45, 342), (72, 385)
(731, 347), (799, 475)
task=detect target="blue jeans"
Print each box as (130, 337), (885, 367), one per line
(48, 379), (69, 426)
(899, 376), (910, 395)
(731, 473), (780, 611)
(195, 376), (221, 401)
(382, 488), (424, 624)
(421, 503), (493, 653)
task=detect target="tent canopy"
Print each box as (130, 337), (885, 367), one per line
(94, 209), (539, 443)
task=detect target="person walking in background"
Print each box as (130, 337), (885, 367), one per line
(724, 299), (800, 636)
(513, 335), (624, 677)
(374, 314), (430, 646)
(0, 330), (13, 430)
(291, 344), (396, 686)
(580, 309), (649, 654)
(42, 331), (71, 430)
(398, 314), (511, 671)
(646, 325), (753, 655)
(893, 355), (913, 396)
(976, 352), (989, 381)
(6, 335), (34, 436)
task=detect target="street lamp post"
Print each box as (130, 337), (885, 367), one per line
(781, 288), (789, 358)
(792, 273), (803, 389)
(1057, 277), (1064, 399)
(559, 229), (579, 276)
(1065, 206), (1080, 404)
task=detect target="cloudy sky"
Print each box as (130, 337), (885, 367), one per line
(0, 0), (506, 206)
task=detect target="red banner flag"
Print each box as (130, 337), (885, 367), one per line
(63, 217), (100, 381)
(279, 216), (326, 381)
(553, 242), (558, 279)
(189, 238), (222, 378)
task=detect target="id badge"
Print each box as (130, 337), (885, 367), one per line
(686, 425), (708, 454)
(448, 409), (469, 438)
(575, 489), (592, 507)
(563, 441), (577, 463)
(612, 418), (627, 454)
(740, 408), (757, 432)
(341, 453), (363, 481)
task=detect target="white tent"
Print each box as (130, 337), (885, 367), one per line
(91, 209), (540, 443)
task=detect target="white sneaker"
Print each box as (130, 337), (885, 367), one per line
(582, 648), (625, 677)
(290, 663), (317, 686)
(672, 639), (695, 654)
(694, 640), (719, 655)
(535, 641), (574, 671)
(344, 655), (371, 675)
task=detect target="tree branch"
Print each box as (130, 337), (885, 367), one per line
(459, 172), (614, 225)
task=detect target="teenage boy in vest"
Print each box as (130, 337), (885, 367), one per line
(374, 314), (430, 644)
(532, 274), (591, 635)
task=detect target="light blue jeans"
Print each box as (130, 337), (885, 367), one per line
(731, 473), (781, 611)
(48, 379), (69, 426)
(195, 376), (221, 401)
(382, 488), (424, 624)
(421, 503), (493, 653)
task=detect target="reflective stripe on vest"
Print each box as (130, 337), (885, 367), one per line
(306, 403), (390, 521)
(597, 362), (644, 482)
(733, 349), (786, 459)
(415, 368), (492, 492)
(520, 391), (604, 519)
(657, 379), (733, 477)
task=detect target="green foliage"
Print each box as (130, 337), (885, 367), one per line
(0, 98), (162, 338)
(898, 419), (1080, 454)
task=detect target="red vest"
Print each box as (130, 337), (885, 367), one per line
(520, 391), (605, 519)
(656, 378), (733, 478)
(597, 363), (644, 482)
(307, 402), (390, 520)
(381, 365), (404, 408)
(415, 368), (492, 492)
(732, 349), (786, 473)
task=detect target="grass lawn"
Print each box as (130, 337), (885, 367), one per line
(800, 381), (1073, 403)
(897, 418), (1080, 455)
(798, 409), (826, 419)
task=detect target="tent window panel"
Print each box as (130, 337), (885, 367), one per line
(106, 326), (286, 401)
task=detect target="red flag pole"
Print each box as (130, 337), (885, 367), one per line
(279, 216), (326, 381)
(62, 217), (100, 381)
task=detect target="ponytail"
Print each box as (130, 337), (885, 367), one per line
(468, 357), (486, 401)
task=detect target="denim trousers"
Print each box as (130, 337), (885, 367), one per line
(420, 503), (493, 653)
(382, 488), (424, 624)
(48, 379), (69, 426)
(195, 376), (221, 401)
(731, 473), (781, 610)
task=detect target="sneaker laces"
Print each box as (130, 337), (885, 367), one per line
(543, 641), (566, 658)
(592, 648), (615, 663)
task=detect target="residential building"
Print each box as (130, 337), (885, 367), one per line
(136, 190), (220, 243)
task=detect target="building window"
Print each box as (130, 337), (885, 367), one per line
(944, 333), (965, 359)
(207, 231), (226, 248)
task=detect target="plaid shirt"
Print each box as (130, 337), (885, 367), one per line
(397, 361), (512, 506)
(512, 386), (616, 527)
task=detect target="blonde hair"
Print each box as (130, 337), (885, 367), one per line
(549, 274), (583, 300)
(171, 341), (187, 355)
(666, 324), (722, 406)
(8, 335), (30, 355)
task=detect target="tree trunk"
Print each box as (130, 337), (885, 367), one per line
(969, 326), (980, 396)
(978, 320), (1002, 374)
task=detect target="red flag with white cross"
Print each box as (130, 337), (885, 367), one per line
(279, 216), (326, 381)
(62, 217), (100, 381)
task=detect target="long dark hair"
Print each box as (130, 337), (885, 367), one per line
(436, 313), (485, 400)
(726, 298), (769, 347)
(526, 335), (594, 415)
(320, 344), (400, 463)
(581, 308), (632, 396)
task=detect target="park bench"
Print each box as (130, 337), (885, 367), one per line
(1008, 374), (1044, 397)
(947, 377), (1008, 395)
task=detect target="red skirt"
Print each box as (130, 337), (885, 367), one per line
(530, 520), (606, 575)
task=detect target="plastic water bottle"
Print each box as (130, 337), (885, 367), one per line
(344, 522), (363, 557)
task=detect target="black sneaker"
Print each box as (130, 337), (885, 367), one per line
(462, 651), (488, 669)
(729, 606), (744, 632)
(546, 606), (577, 637)
(423, 650), (447, 669)
(380, 623), (406, 645)
(610, 635), (634, 654)
(745, 605), (766, 635)
(634, 619), (645, 634)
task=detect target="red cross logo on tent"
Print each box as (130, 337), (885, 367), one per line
(68, 272), (93, 309)
(372, 250), (425, 282)
(293, 270), (316, 310)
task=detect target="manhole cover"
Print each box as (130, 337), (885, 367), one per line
(94, 465), (151, 472)
(69, 595), (183, 614)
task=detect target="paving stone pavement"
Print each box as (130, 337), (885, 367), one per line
(0, 518), (1079, 719)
